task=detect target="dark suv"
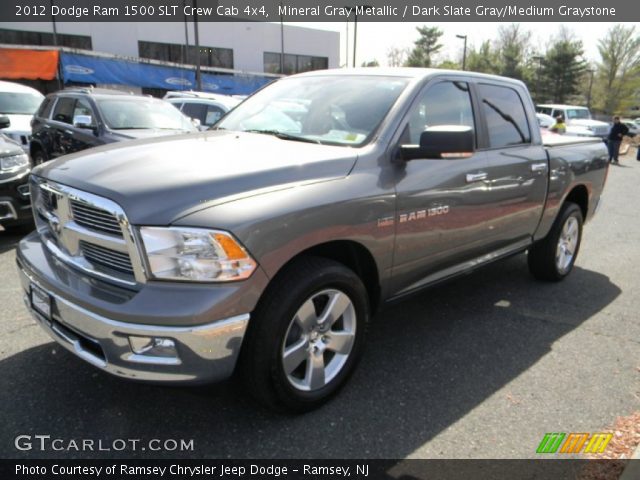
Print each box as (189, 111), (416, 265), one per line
(30, 88), (197, 165)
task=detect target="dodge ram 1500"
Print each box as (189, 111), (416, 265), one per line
(17, 69), (608, 411)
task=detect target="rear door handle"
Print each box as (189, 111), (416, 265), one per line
(65, 129), (74, 135)
(466, 172), (488, 183)
(531, 162), (548, 173)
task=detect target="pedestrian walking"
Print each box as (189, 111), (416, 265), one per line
(607, 116), (629, 164)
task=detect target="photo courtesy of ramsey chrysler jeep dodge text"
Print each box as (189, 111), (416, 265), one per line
(17, 68), (608, 412)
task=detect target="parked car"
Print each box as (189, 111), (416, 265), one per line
(536, 104), (610, 139)
(0, 80), (44, 154)
(30, 88), (197, 165)
(164, 91), (241, 130)
(0, 116), (31, 229)
(19, 69), (608, 412)
(620, 119), (639, 137)
(536, 113), (598, 137)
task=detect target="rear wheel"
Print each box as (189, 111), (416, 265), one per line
(528, 202), (583, 281)
(238, 256), (369, 412)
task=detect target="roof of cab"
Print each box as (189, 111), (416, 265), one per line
(292, 67), (527, 87)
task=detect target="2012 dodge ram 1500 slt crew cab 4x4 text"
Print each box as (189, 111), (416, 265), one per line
(17, 69), (608, 412)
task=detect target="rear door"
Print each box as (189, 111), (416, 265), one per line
(478, 83), (548, 248)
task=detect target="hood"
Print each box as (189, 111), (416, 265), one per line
(110, 128), (194, 141)
(34, 131), (357, 225)
(1, 114), (32, 134)
(0, 133), (24, 155)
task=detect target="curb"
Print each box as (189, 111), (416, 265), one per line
(619, 443), (640, 480)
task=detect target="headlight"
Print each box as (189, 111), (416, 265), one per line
(0, 153), (29, 172)
(139, 227), (257, 282)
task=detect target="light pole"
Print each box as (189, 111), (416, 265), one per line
(50, 0), (61, 89)
(193, 0), (202, 90)
(456, 34), (467, 71)
(587, 69), (595, 110)
(279, 1), (285, 74)
(344, 5), (371, 68)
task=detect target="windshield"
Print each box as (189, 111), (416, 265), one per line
(566, 109), (590, 120)
(0, 92), (44, 115)
(217, 75), (410, 146)
(97, 98), (195, 131)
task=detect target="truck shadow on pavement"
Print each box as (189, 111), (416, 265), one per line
(1, 254), (621, 459)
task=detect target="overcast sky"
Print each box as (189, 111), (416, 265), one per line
(288, 22), (634, 67)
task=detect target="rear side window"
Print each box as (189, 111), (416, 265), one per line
(205, 105), (225, 126)
(37, 97), (54, 119)
(181, 102), (207, 124)
(51, 97), (76, 124)
(479, 84), (531, 148)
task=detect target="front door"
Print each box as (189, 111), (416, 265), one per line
(391, 79), (494, 296)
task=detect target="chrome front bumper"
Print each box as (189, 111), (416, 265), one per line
(18, 254), (251, 385)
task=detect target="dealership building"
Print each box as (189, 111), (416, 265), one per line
(0, 22), (340, 95)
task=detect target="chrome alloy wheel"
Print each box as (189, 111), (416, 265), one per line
(281, 289), (357, 392)
(555, 216), (579, 274)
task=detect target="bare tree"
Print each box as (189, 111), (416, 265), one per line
(595, 25), (640, 114)
(386, 46), (409, 67)
(495, 23), (532, 80)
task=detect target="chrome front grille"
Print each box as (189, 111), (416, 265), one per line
(70, 200), (123, 236)
(31, 177), (145, 287)
(80, 241), (134, 275)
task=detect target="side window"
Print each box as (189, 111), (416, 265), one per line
(204, 105), (225, 126)
(51, 97), (75, 124)
(478, 84), (531, 148)
(72, 98), (95, 126)
(37, 98), (54, 119)
(407, 81), (475, 144)
(181, 102), (207, 123)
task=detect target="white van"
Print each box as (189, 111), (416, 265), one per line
(0, 81), (44, 153)
(536, 104), (609, 139)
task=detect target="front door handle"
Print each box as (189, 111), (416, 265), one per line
(466, 172), (488, 183)
(64, 129), (74, 135)
(531, 162), (548, 173)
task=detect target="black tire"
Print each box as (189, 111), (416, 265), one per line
(237, 256), (369, 413)
(31, 149), (47, 167)
(528, 202), (583, 281)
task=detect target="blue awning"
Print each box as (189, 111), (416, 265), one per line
(61, 53), (195, 90)
(201, 73), (273, 95)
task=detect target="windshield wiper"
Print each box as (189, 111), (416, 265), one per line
(244, 129), (321, 144)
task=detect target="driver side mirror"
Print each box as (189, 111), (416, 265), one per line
(73, 114), (94, 130)
(400, 125), (475, 161)
(0, 115), (10, 129)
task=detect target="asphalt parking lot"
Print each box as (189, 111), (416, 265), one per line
(1, 150), (639, 460)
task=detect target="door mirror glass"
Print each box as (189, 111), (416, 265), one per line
(0, 115), (10, 129)
(401, 126), (475, 160)
(73, 114), (94, 129)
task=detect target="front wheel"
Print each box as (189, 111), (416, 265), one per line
(528, 202), (583, 281)
(237, 257), (369, 412)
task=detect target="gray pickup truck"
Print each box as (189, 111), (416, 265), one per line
(17, 69), (608, 412)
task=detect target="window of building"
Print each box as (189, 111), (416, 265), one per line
(0, 29), (92, 49)
(263, 52), (328, 74)
(138, 41), (233, 69)
(479, 84), (531, 148)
